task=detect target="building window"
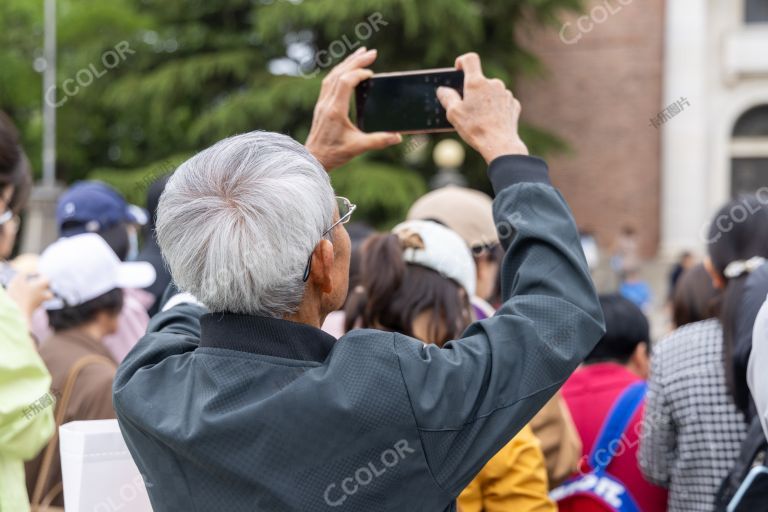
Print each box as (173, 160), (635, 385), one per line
(746, 0), (768, 23)
(731, 105), (768, 196)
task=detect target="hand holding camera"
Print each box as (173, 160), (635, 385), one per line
(435, 53), (528, 164)
(307, 50), (528, 169)
(305, 48), (403, 171)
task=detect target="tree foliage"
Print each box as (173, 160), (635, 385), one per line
(0, 0), (580, 226)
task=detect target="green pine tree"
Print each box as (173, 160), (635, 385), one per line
(1, 0), (580, 228)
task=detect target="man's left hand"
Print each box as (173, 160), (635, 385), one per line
(305, 48), (402, 171)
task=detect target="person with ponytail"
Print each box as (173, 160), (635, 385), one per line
(347, 220), (555, 512)
(345, 221), (473, 343)
(705, 194), (768, 419)
(640, 264), (747, 511)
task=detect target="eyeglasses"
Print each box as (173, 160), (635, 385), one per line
(302, 196), (356, 282)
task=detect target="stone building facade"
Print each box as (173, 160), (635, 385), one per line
(516, 0), (768, 259)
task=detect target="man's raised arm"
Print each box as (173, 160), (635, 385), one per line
(392, 52), (605, 496)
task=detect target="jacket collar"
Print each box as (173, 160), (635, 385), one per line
(199, 313), (336, 363)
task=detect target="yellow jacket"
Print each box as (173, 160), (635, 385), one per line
(458, 424), (556, 512)
(0, 287), (55, 512)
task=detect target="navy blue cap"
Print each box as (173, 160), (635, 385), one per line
(57, 181), (148, 237)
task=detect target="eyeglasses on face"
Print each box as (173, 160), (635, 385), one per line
(302, 196), (356, 282)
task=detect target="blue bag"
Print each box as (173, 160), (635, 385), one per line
(550, 381), (647, 512)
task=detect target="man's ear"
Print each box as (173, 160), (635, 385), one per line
(309, 239), (335, 294)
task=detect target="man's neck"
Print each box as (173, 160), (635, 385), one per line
(285, 302), (326, 329)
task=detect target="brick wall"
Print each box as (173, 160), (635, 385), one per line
(515, 0), (665, 257)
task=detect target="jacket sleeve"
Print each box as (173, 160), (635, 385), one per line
(113, 297), (207, 407)
(394, 155), (605, 496)
(638, 339), (674, 487)
(0, 288), (55, 461)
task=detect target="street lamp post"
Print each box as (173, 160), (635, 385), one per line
(20, 0), (62, 254)
(430, 139), (467, 189)
(43, 0), (56, 188)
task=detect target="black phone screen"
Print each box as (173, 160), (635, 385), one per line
(355, 69), (464, 133)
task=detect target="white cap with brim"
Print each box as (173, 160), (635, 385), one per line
(392, 220), (477, 297)
(39, 233), (156, 310)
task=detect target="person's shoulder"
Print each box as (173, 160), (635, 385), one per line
(335, 329), (448, 378)
(122, 288), (153, 317)
(333, 328), (401, 363)
(752, 261), (768, 280)
(744, 262), (768, 297)
(78, 357), (117, 385)
(655, 319), (721, 365)
(338, 328), (396, 344)
(659, 318), (720, 346)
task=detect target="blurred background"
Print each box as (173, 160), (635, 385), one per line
(2, 0), (768, 333)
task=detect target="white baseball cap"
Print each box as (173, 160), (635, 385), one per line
(39, 233), (156, 310)
(391, 220), (476, 297)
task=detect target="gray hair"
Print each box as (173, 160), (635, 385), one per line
(156, 131), (335, 317)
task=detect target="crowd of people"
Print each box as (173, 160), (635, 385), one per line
(3, 49), (768, 511)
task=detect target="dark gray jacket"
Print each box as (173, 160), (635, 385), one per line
(113, 155), (605, 512)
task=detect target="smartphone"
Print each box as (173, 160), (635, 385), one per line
(355, 68), (464, 134)
(728, 466), (768, 512)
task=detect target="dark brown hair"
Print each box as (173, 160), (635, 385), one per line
(672, 264), (720, 328)
(48, 288), (124, 332)
(344, 233), (471, 346)
(0, 111), (32, 213)
(707, 194), (768, 412)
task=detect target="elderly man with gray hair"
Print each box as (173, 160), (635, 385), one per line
(113, 49), (604, 512)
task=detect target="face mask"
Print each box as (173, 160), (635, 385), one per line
(126, 226), (140, 261)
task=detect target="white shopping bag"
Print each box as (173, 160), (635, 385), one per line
(59, 419), (153, 511)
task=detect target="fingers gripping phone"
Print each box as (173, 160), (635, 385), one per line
(355, 68), (464, 134)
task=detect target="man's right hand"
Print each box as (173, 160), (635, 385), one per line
(436, 53), (529, 164)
